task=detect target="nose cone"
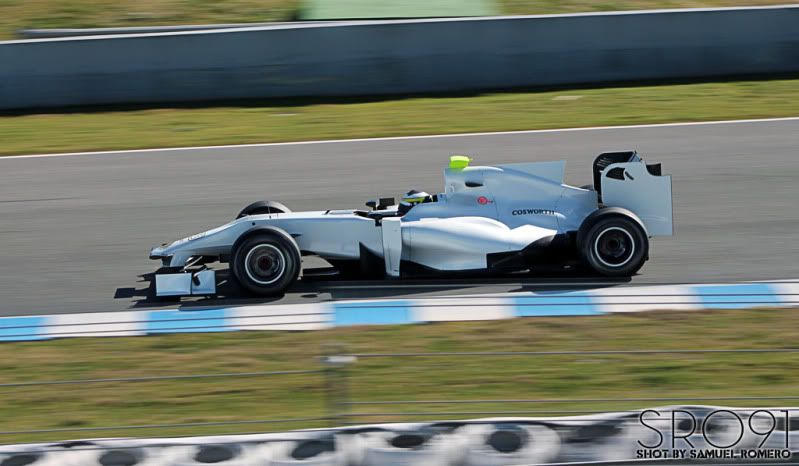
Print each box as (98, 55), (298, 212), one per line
(149, 244), (167, 259)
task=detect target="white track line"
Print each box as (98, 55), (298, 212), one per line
(3, 116), (799, 161)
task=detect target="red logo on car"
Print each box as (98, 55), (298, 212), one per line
(478, 196), (491, 205)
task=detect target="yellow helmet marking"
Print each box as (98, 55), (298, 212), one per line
(449, 155), (471, 170)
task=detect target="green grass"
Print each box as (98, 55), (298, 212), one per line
(300, 0), (499, 20)
(1, 78), (799, 156)
(499, 0), (792, 15)
(0, 0), (791, 39)
(0, 0), (300, 40)
(1, 308), (798, 443)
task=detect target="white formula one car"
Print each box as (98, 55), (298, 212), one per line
(149, 151), (672, 297)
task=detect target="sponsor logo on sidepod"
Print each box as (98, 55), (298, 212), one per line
(512, 208), (556, 216)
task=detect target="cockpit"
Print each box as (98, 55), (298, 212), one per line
(360, 155), (469, 220)
(362, 190), (438, 220)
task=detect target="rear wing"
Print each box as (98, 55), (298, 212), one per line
(594, 151), (673, 236)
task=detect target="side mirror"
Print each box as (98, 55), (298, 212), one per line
(367, 197), (396, 210)
(378, 197), (395, 209)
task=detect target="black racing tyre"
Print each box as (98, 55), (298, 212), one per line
(580, 215), (648, 277)
(231, 232), (300, 296)
(236, 200), (290, 219)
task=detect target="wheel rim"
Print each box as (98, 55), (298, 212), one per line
(593, 226), (636, 268)
(244, 244), (286, 285)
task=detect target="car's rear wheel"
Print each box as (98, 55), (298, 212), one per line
(580, 216), (648, 277)
(231, 232), (300, 296)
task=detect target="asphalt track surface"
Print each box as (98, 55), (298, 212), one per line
(1, 118), (798, 316)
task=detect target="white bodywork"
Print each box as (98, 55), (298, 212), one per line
(150, 155), (672, 293)
(395, 161), (598, 273)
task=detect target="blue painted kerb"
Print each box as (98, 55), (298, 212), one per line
(695, 283), (781, 309)
(513, 292), (603, 317)
(0, 316), (47, 342)
(333, 301), (412, 326)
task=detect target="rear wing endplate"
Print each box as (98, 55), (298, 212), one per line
(600, 160), (673, 236)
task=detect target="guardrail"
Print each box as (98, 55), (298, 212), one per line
(2, 6), (799, 110)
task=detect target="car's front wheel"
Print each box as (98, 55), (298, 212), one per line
(580, 215), (648, 277)
(236, 200), (291, 219)
(231, 232), (300, 296)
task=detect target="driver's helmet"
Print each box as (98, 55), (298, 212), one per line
(398, 190), (432, 215)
